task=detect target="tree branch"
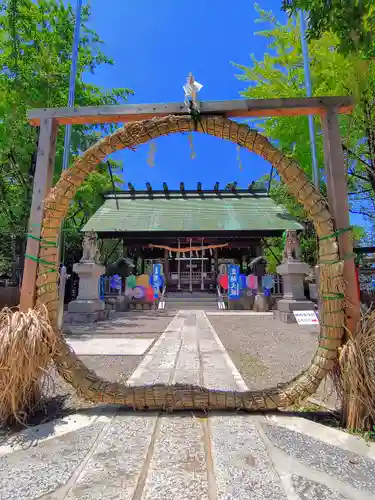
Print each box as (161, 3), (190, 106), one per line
(348, 169), (370, 183)
(349, 208), (375, 219)
(343, 144), (372, 170)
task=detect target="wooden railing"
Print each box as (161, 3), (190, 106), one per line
(169, 272), (213, 282)
(0, 280), (20, 308)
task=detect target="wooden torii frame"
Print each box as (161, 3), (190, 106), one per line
(21, 96), (360, 333)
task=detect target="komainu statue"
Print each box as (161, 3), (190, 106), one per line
(283, 230), (301, 262)
(81, 231), (100, 263)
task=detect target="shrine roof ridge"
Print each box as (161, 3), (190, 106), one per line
(105, 189), (269, 200)
(83, 192), (304, 235)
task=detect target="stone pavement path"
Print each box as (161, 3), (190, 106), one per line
(1, 311), (375, 500)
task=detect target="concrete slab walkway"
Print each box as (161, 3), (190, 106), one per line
(1, 311), (375, 500)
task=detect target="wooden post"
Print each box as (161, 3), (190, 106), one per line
(322, 107), (360, 336)
(177, 238), (181, 291)
(189, 238), (192, 293)
(163, 248), (169, 286)
(214, 248), (218, 277)
(201, 238), (204, 291)
(19, 118), (58, 312)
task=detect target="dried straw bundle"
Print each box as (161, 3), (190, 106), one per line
(336, 309), (375, 430)
(0, 305), (58, 424)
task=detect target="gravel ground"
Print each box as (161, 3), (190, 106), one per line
(25, 313), (175, 427)
(208, 314), (339, 409)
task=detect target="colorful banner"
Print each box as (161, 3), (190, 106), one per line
(262, 274), (275, 290)
(136, 274), (150, 288)
(228, 264), (240, 300)
(110, 274), (122, 290)
(126, 274), (136, 289)
(218, 274), (228, 290)
(246, 274), (257, 290)
(152, 263), (161, 299)
(133, 286), (145, 299)
(239, 274), (247, 289)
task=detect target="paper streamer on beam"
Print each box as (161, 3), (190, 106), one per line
(188, 133), (196, 160)
(147, 142), (156, 168)
(236, 144), (243, 170)
(149, 243), (228, 253)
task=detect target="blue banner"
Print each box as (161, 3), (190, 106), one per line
(228, 264), (240, 300)
(110, 274), (122, 290)
(152, 263), (161, 299)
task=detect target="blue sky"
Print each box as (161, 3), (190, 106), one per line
(83, 0), (288, 191)
(81, 0), (365, 230)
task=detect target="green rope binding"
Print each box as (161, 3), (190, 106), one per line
(319, 338), (342, 344)
(319, 327), (343, 332)
(25, 233), (58, 273)
(319, 226), (353, 241)
(321, 292), (345, 301)
(26, 233), (57, 247)
(319, 252), (356, 265)
(25, 254), (56, 271)
(190, 106), (201, 131)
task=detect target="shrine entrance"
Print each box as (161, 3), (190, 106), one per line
(18, 95), (360, 412)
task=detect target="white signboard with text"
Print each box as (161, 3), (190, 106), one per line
(293, 310), (319, 326)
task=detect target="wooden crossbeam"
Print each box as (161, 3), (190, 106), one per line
(28, 96), (354, 126)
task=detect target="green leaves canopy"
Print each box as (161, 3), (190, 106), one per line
(282, 0), (375, 57)
(234, 5), (368, 270)
(0, 0), (134, 274)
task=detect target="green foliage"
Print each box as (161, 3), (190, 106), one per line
(234, 5), (370, 269)
(282, 0), (375, 57)
(233, 5), (359, 183)
(0, 0), (134, 274)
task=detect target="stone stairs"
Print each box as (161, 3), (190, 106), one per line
(165, 291), (218, 311)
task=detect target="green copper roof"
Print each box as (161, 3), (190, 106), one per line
(82, 193), (303, 234)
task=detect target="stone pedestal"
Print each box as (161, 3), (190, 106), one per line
(274, 260), (314, 323)
(253, 293), (270, 312)
(66, 261), (107, 324)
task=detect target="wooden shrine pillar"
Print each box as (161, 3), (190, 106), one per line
(20, 118), (58, 312)
(122, 238), (128, 257)
(163, 248), (169, 286)
(214, 248), (219, 277)
(177, 239), (181, 290)
(201, 238), (204, 290)
(322, 107), (360, 335)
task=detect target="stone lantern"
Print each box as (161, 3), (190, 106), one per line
(67, 231), (107, 323)
(274, 230), (315, 323)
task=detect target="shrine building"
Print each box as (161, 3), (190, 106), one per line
(82, 184), (303, 293)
